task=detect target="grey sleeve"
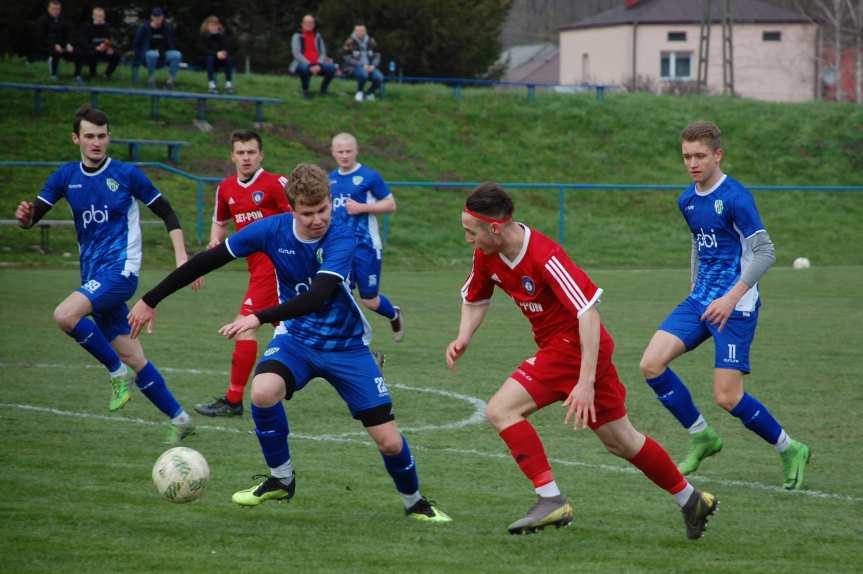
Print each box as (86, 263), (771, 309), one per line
(291, 34), (308, 65)
(690, 237), (699, 285)
(740, 231), (776, 287)
(317, 34), (327, 60)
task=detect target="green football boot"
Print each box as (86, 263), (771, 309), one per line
(108, 368), (131, 412)
(780, 440), (811, 490)
(232, 474), (295, 506)
(406, 497), (452, 523)
(164, 416), (196, 444)
(677, 427), (723, 475)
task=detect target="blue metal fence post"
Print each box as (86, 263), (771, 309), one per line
(527, 85), (536, 101)
(150, 95), (160, 119)
(197, 98), (207, 122)
(195, 180), (205, 244)
(382, 214), (390, 246)
(595, 85), (605, 102)
(558, 187), (565, 245)
(34, 89), (42, 114)
(453, 82), (462, 98)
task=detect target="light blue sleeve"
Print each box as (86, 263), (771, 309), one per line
(317, 227), (354, 280)
(225, 217), (273, 259)
(732, 188), (765, 238)
(130, 166), (161, 205)
(37, 167), (68, 206)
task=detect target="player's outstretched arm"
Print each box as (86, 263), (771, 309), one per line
(445, 302), (490, 370)
(563, 305), (600, 430)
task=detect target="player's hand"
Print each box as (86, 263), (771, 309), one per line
(219, 314), (261, 339)
(15, 201), (34, 228)
(562, 380), (596, 431)
(217, 50), (227, 60)
(66, 44), (74, 53)
(310, 64), (321, 75)
(128, 299), (156, 338)
(207, 238), (221, 249)
(701, 294), (736, 332)
(445, 338), (469, 370)
(345, 199), (364, 215)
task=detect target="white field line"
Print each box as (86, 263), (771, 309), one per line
(0, 363), (859, 503)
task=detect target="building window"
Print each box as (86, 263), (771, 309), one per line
(668, 31), (687, 42)
(661, 52), (692, 79)
(763, 31), (782, 42)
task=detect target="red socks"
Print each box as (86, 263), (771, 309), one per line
(499, 420), (554, 488)
(629, 436), (687, 494)
(225, 339), (257, 404)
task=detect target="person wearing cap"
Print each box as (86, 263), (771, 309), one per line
(133, 7), (182, 89)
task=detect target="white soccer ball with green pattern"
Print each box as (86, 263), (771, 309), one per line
(152, 447), (210, 503)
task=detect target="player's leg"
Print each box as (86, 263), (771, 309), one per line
(110, 332), (194, 443)
(322, 346), (449, 521)
(641, 299), (721, 474)
(232, 343), (313, 506)
(53, 291), (125, 377)
(355, 246), (404, 342)
(711, 309), (810, 489)
(488, 370), (572, 534)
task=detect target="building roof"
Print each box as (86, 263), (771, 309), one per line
(560, 0), (811, 31)
(500, 43), (560, 84)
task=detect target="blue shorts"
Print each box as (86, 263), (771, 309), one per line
(659, 297), (759, 373)
(260, 334), (391, 417)
(350, 244), (383, 299)
(76, 271), (138, 342)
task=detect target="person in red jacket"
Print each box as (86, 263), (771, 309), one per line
(194, 131), (291, 417)
(447, 183), (718, 539)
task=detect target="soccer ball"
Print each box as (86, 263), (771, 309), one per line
(792, 257), (811, 270)
(152, 447), (210, 503)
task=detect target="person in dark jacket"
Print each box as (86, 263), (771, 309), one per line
(198, 16), (234, 94)
(290, 14), (336, 99)
(342, 24), (384, 102)
(78, 7), (120, 80)
(132, 7), (182, 89)
(38, 0), (79, 81)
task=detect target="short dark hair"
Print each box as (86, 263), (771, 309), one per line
(230, 130), (263, 151)
(73, 104), (109, 135)
(465, 182), (514, 221)
(681, 121), (722, 151)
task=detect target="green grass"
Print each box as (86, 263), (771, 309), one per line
(1, 266), (861, 573)
(1, 56), (862, 268)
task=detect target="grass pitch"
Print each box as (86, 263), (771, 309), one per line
(0, 265), (860, 573)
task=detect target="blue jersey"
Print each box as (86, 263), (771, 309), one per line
(225, 213), (371, 351)
(329, 164), (391, 250)
(38, 158), (161, 281)
(678, 174), (766, 312)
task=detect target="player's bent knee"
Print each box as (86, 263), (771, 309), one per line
(713, 390), (741, 412)
(52, 305), (78, 332)
(485, 400), (518, 431)
(252, 360), (296, 404)
(639, 354), (665, 379)
(361, 297), (379, 310)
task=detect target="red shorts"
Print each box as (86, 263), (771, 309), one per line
(510, 335), (627, 430)
(239, 264), (279, 318)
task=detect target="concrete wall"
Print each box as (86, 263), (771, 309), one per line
(560, 22), (817, 102)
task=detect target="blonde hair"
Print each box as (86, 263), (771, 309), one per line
(681, 121), (722, 151)
(200, 15), (223, 35)
(331, 132), (358, 149)
(286, 163), (330, 207)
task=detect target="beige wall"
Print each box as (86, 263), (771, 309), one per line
(559, 22), (817, 102)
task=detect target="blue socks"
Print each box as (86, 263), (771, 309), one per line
(375, 295), (397, 320)
(381, 434), (419, 495)
(252, 402), (291, 469)
(730, 393), (783, 444)
(646, 368), (701, 429)
(135, 362), (182, 419)
(67, 317), (121, 373)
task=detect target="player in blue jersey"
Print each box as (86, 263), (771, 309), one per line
(14, 104), (197, 443)
(127, 163), (451, 522)
(330, 133), (404, 343)
(639, 122), (810, 489)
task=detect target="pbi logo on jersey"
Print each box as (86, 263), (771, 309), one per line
(263, 347), (280, 357)
(316, 248), (324, 264)
(696, 227), (718, 250)
(714, 199), (724, 215)
(352, 175), (364, 186)
(106, 178), (120, 192)
(521, 276), (536, 295)
(332, 194), (350, 209)
(252, 191), (264, 205)
(82, 204), (109, 228)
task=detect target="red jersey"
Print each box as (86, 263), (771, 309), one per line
(461, 225), (612, 349)
(214, 168), (291, 273)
